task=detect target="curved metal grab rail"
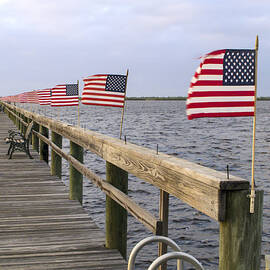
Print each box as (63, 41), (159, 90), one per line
(147, 251), (205, 270)
(128, 236), (183, 270)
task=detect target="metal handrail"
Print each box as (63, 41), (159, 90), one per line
(147, 252), (205, 270)
(128, 236), (183, 270)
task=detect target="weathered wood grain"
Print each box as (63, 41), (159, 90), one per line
(266, 255), (270, 270)
(106, 161), (128, 259)
(51, 130), (62, 179)
(0, 112), (127, 270)
(69, 141), (83, 204)
(219, 190), (263, 270)
(36, 132), (161, 234)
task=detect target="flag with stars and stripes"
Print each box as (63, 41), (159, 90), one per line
(26, 91), (39, 104)
(186, 49), (256, 120)
(18, 92), (28, 103)
(37, 89), (51, 105)
(51, 84), (79, 107)
(81, 74), (127, 108)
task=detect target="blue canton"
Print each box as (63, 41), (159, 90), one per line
(66, 84), (78, 96)
(223, 49), (255, 86)
(105, 75), (127, 92)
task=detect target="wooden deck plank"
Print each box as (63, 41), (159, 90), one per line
(0, 195), (70, 201)
(0, 113), (127, 270)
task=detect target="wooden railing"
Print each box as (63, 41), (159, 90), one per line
(2, 102), (264, 270)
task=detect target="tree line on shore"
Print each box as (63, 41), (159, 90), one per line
(125, 96), (270, 101)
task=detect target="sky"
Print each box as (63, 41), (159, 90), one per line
(0, 0), (270, 97)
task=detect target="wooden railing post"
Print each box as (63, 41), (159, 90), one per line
(14, 110), (17, 124)
(39, 125), (49, 163)
(32, 122), (39, 153)
(51, 131), (62, 178)
(14, 109), (17, 124)
(12, 108), (16, 124)
(19, 113), (23, 132)
(266, 255), (270, 270)
(7, 108), (11, 120)
(105, 161), (128, 259)
(26, 117), (33, 145)
(15, 111), (19, 128)
(69, 141), (83, 205)
(22, 115), (27, 134)
(19, 113), (23, 133)
(219, 190), (263, 270)
(158, 190), (169, 270)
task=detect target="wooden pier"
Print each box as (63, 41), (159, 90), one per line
(0, 102), (265, 270)
(0, 112), (127, 269)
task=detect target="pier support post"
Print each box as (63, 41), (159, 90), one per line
(17, 112), (21, 130)
(158, 190), (169, 270)
(105, 162), (128, 259)
(11, 108), (15, 124)
(16, 112), (19, 129)
(8, 108), (12, 121)
(219, 190), (263, 270)
(51, 131), (62, 179)
(266, 255), (270, 270)
(19, 113), (23, 133)
(39, 125), (49, 163)
(22, 115), (27, 135)
(15, 111), (19, 128)
(69, 141), (83, 205)
(7, 107), (10, 119)
(19, 113), (23, 132)
(32, 122), (39, 153)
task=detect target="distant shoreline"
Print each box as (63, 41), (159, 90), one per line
(126, 97), (270, 101)
(126, 96), (186, 100)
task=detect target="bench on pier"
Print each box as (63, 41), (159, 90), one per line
(5, 121), (34, 159)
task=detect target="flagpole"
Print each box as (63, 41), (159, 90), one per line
(57, 107), (60, 121)
(119, 69), (129, 140)
(250, 35), (259, 214)
(77, 80), (80, 127)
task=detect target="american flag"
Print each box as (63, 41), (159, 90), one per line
(37, 89), (51, 105)
(1, 96), (12, 102)
(27, 91), (39, 104)
(12, 95), (19, 102)
(187, 49), (256, 120)
(18, 92), (28, 103)
(51, 84), (79, 107)
(82, 74), (127, 108)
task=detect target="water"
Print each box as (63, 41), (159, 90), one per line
(28, 100), (270, 269)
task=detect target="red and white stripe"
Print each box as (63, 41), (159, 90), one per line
(18, 92), (28, 103)
(82, 74), (125, 108)
(51, 85), (78, 107)
(37, 89), (51, 105)
(27, 91), (39, 104)
(186, 49), (255, 120)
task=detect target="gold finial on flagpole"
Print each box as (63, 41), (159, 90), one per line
(249, 35), (259, 214)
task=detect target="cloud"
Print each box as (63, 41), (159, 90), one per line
(0, 0), (198, 39)
(0, 0), (10, 5)
(0, 0), (270, 96)
(129, 1), (198, 30)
